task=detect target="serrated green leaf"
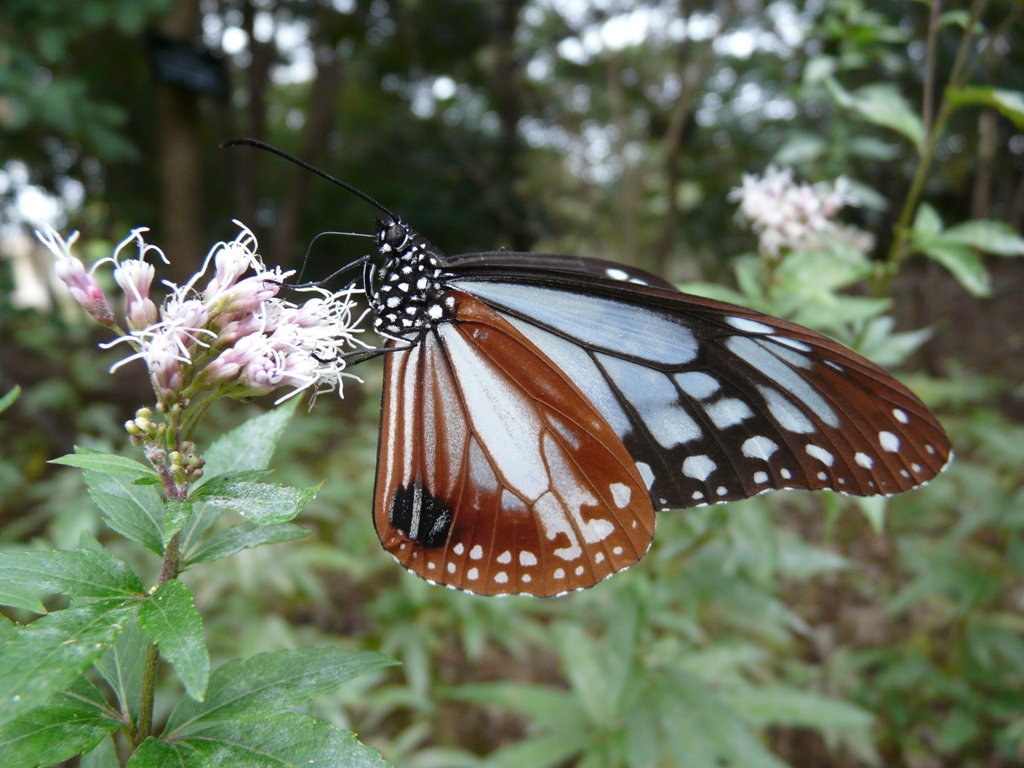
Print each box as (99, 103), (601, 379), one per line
(0, 386), (20, 414)
(200, 400), (299, 481)
(189, 476), (321, 525)
(163, 500), (192, 543)
(185, 521), (309, 565)
(947, 86), (1024, 128)
(0, 601), (136, 728)
(51, 448), (159, 482)
(129, 712), (390, 768)
(0, 549), (145, 605)
(165, 646), (396, 735)
(85, 471), (165, 555)
(95, 616), (147, 721)
(941, 220), (1024, 256)
(918, 241), (990, 297)
(849, 83), (924, 150)
(81, 735), (120, 768)
(139, 580), (209, 702)
(724, 685), (874, 730)
(0, 675), (120, 768)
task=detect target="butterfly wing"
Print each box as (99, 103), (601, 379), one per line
(445, 258), (950, 510)
(373, 291), (655, 596)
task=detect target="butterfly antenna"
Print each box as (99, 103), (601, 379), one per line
(221, 138), (398, 221)
(293, 231), (374, 285)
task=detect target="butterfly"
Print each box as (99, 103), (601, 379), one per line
(227, 140), (952, 598)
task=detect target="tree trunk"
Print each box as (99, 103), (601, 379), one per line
(155, 0), (204, 279)
(269, 49), (345, 267)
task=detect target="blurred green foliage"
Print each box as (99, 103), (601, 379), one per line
(2, 0), (1024, 766)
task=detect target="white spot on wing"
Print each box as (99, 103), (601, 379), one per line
(613, 546), (623, 555)
(770, 336), (812, 352)
(758, 385), (816, 434)
(610, 482), (632, 508)
(469, 545), (483, 560)
(497, 551), (512, 564)
(495, 571), (508, 584)
(607, 268), (629, 280)
(893, 408), (909, 424)
(522, 573), (532, 583)
(635, 462), (655, 490)
(467, 567), (479, 580)
(675, 372), (721, 400)
(780, 468), (792, 479)
(554, 568), (565, 579)
(754, 471), (768, 484)
(692, 491), (704, 500)
(855, 452), (873, 469)
(704, 398), (754, 429)
(742, 436), (779, 460)
(879, 431), (900, 452)
(519, 551), (537, 566)
(447, 562), (456, 574)
(598, 355), (702, 447)
(575, 565), (585, 576)
(716, 486), (728, 496)
(595, 552), (605, 563)
(727, 316), (773, 334)
(683, 455), (716, 481)
(805, 444), (835, 466)
(453, 543), (464, 555)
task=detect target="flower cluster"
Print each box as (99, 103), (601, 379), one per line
(38, 222), (368, 408)
(731, 165), (872, 256)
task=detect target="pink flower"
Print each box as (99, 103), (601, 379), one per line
(37, 228), (116, 326)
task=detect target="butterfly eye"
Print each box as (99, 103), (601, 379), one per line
(385, 224), (408, 249)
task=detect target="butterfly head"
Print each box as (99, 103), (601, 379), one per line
(369, 218), (453, 339)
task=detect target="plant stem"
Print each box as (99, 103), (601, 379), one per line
(133, 531), (183, 748)
(879, 0), (987, 293)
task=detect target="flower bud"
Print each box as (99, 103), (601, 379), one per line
(54, 256), (116, 327)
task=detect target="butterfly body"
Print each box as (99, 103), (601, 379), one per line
(364, 218), (951, 597)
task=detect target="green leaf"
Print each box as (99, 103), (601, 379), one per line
(185, 521), (309, 565)
(0, 583), (46, 615)
(0, 675), (120, 768)
(939, 9), (971, 28)
(165, 646), (396, 735)
(51, 447), (159, 482)
(724, 685), (874, 730)
(480, 733), (591, 768)
(446, 684), (589, 736)
(82, 735), (120, 768)
(139, 580), (209, 702)
(94, 616), (148, 720)
(189, 474), (322, 525)
(0, 601), (136, 727)
(200, 400), (299, 480)
(849, 83), (924, 150)
(0, 549), (145, 604)
(163, 500), (192, 543)
(0, 385), (20, 414)
(85, 471), (166, 555)
(912, 202), (943, 239)
(946, 86), (1024, 128)
(855, 496), (887, 533)
(918, 241), (990, 297)
(128, 712), (390, 768)
(941, 220), (1024, 256)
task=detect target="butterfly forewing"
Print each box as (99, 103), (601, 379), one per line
(373, 291), (655, 596)
(447, 273), (951, 509)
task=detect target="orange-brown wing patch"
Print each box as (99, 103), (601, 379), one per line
(373, 291), (655, 596)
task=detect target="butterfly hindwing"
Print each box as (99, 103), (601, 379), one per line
(373, 291), (656, 596)
(447, 267), (950, 509)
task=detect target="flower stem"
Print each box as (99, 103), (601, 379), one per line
(133, 531), (183, 748)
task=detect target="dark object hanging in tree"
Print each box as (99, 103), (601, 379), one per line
(146, 33), (228, 100)
(225, 139), (954, 599)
